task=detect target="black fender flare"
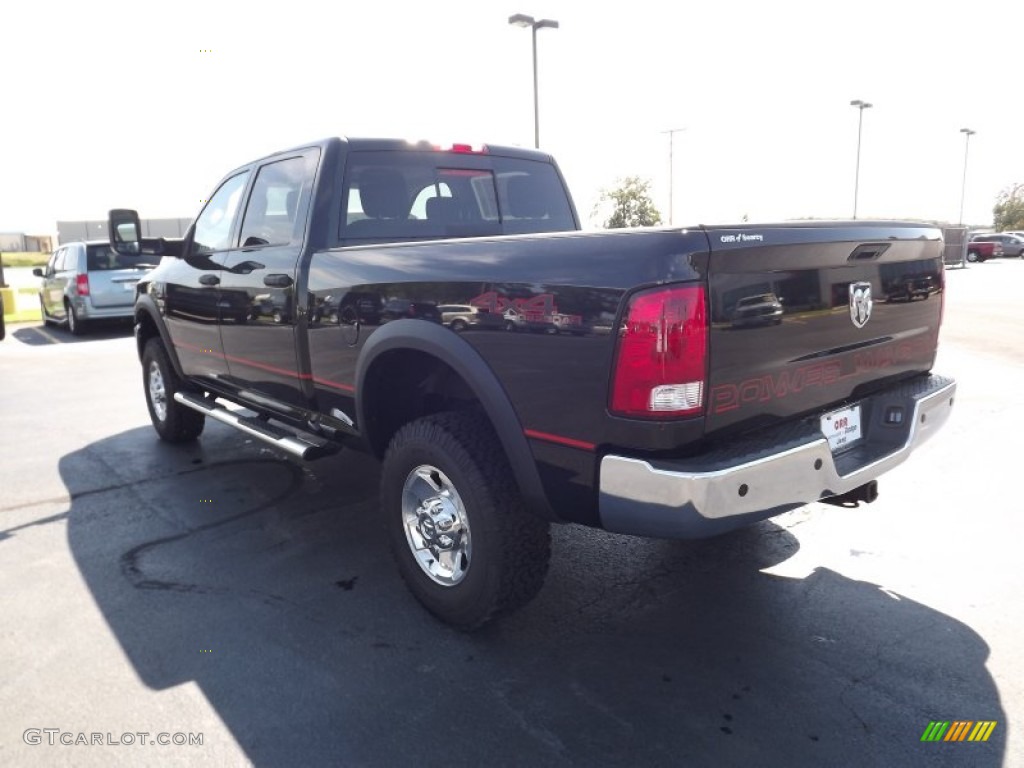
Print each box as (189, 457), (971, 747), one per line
(355, 320), (557, 522)
(134, 295), (187, 380)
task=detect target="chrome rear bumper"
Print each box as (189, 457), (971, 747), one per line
(598, 374), (955, 538)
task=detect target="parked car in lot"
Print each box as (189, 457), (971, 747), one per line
(437, 304), (502, 331)
(380, 298), (442, 324)
(502, 305), (555, 333)
(731, 293), (784, 327)
(33, 241), (157, 334)
(971, 233), (1024, 258)
(886, 274), (934, 302)
(966, 239), (1004, 263)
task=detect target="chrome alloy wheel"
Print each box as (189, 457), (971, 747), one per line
(401, 464), (472, 586)
(148, 361), (168, 422)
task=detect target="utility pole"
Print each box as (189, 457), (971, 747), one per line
(958, 128), (976, 226)
(850, 99), (873, 219)
(662, 128), (686, 225)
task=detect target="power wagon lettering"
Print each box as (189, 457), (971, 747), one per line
(710, 335), (935, 414)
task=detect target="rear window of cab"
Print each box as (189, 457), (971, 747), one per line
(340, 151), (575, 244)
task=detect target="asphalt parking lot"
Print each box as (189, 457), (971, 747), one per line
(1, 259), (1021, 767)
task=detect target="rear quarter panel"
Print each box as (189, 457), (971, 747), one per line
(306, 228), (711, 522)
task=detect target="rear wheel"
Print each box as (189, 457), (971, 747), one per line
(65, 300), (87, 335)
(450, 319), (468, 332)
(141, 338), (205, 442)
(380, 411), (551, 630)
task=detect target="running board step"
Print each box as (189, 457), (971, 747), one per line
(173, 392), (339, 460)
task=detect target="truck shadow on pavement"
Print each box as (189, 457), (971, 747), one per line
(62, 426), (1005, 767)
(10, 321), (133, 346)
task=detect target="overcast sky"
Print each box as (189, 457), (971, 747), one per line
(3, 0), (1021, 236)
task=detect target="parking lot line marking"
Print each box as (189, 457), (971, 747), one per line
(34, 326), (60, 344)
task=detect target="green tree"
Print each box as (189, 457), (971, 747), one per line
(594, 176), (662, 229)
(993, 183), (1024, 231)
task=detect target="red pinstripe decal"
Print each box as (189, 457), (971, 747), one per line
(524, 429), (595, 452)
(173, 341), (356, 393)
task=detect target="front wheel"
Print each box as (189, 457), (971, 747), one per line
(141, 338), (205, 442)
(966, 250), (978, 263)
(380, 411), (551, 630)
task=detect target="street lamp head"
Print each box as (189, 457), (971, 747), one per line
(535, 18), (559, 30)
(850, 99), (873, 109)
(508, 13), (535, 27)
(960, 128), (976, 136)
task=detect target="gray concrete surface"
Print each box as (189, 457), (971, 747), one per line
(0, 259), (1020, 767)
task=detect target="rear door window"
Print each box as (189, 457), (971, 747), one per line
(239, 152), (318, 248)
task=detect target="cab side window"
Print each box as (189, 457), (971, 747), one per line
(192, 172), (251, 254)
(239, 153), (316, 248)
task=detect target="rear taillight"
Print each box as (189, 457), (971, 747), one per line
(610, 285), (708, 418)
(75, 274), (90, 296)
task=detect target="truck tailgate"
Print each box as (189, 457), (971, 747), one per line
(704, 223), (943, 436)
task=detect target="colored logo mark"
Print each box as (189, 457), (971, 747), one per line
(921, 721), (997, 742)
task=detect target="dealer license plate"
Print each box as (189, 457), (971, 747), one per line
(820, 404), (862, 452)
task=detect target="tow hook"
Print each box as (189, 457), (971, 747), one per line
(821, 480), (879, 508)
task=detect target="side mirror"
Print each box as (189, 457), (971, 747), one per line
(33, 268), (44, 277)
(109, 209), (142, 255)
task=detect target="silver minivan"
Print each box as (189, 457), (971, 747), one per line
(34, 241), (156, 334)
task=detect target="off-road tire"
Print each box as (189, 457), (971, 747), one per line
(380, 411), (551, 630)
(141, 338), (205, 443)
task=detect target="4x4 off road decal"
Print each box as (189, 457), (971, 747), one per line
(469, 291), (582, 329)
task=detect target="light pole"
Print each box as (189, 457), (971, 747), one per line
(508, 13), (559, 149)
(850, 99), (873, 219)
(662, 127), (686, 225)
(958, 128), (976, 226)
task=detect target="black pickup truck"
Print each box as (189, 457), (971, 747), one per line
(110, 137), (955, 629)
